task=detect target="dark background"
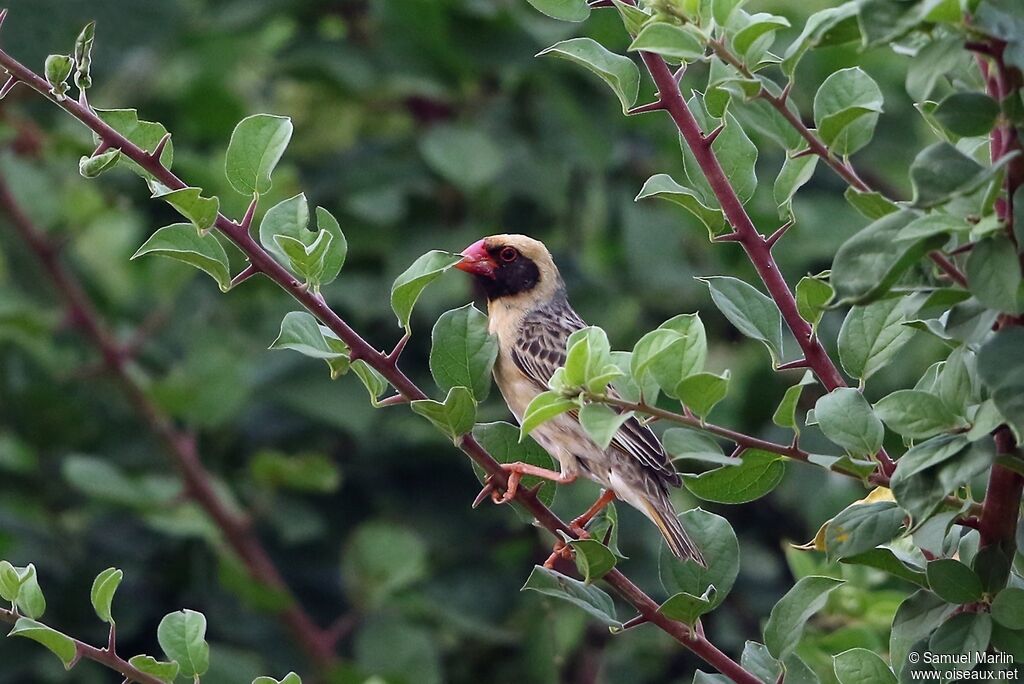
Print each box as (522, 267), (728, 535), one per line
(0, 1), (952, 682)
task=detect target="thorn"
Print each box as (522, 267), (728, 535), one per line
(702, 123), (725, 147)
(229, 263), (260, 289)
(376, 394), (409, 407)
(0, 9), (7, 30)
(789, 434), (800, 451)
(964, 40), (996, 56)
(765, 218), (795, 248)
(472, 482), (495, 509)
(235, 193), (258, 232)
(149, 132), (171, 162)
(712, 232), (741, 243)
(386, 331), (411, 364)
(957, 515), (981, 529)
(0, 75), (17, 99)
(790, 147), (817, 159)
(728, 445), (744, 460)
(949, 241), (976, 256)
(780, 81), (793, 102)
(673, 65), (686, 83)
(92, 140), (111, 157)
(619, 614), (649, 631)
(588, 0), (614, 6)
(626, 99), (665, 116)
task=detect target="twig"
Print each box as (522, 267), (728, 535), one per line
(0, 173), (338, 669)
(0, 36), (759, 681)
(0, 608), (164, 684)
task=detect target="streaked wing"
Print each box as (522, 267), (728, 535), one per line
(511, 299), (680, 487)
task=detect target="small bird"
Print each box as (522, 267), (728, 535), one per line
(455, 234), (705, 565)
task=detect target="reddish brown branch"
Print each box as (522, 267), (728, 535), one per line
(0, 37), (758, 683)
(0, 176), (337, 669)
(0, 608), (164, 684)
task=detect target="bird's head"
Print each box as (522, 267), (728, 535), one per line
(454, 234), (561, 302)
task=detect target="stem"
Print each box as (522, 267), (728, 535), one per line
(0, 175), (337, 669)
(0, 40), (758, 683)
(630, 45), (897, 478)
(0, 608), (164, 684)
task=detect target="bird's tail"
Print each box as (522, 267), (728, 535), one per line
(644, 487), (706, 567)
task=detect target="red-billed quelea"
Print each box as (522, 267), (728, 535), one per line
(455, 234), (705, 566)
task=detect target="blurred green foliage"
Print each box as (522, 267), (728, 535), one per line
(0, 0), (1019, 682)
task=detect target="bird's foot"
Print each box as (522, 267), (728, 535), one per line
(569, 489), (617, 536)
(542, 528), (592, 569)
(471, 462), (576, 507)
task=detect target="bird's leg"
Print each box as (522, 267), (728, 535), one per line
(543, 538), (573, 569)
(472, 462), (576, 507)
(569, 489), (617, 537)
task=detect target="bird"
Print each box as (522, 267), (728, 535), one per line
(454, 234), (705, 566)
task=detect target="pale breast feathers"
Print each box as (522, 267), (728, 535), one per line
(509, 300), (681, 487)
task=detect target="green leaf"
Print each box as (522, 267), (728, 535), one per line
(562, 327), (623, 394)
(521, 565), (621, 628)
(705, 111), (758, 205)
(15, 564), (45, 619)
(677, 371), (730, 419)
(342, 521), (427, 607)
(795, 274), (833, 330)
(430, 304), (497, 401)
(419, 125), (503, 191)
(7, 618), (77, 669)
(628, 22), (705, 63)
(131, 224), (232, 293)
(683, 450), (785, 504)
(700, 276), (784, 364)
(732, 14), (790, 61)
(351, 360), (389, 405)
(975, 0), (1024, 72)
(832, 210), (945, 304)
(613, 0), (650, 34)
(73, 21), (95, 90)
(0, 561), (21, 602)
(978, 327), (1024, 439)
(569, 538), (617, 583)
(90, 568), (123, 624)
(890, 436), (990, 523)
(890, 590), (956, 674)
(833, 648), (896, 684)
(741, 641), (783, 683)
(472, 422), (558, 508)
(873, 389), (967, 439)
(933, 92), (1001, 137)
(78, 149), (121, 178)
(636, 174), (726, 238)
(658, 585), (716, 628)
(520, 391), (578, 440)
(763, 575), (845, 659)
(966, 234), (1023, 314)
(250, 451), (341, 493)
(838, 297), (917, 381)
(929, 613), (993, 671)
(814, 388), (884, 457)
(537, 38), (640, 114)
(579, 403), (633, 450)
(525, 0), (590, 21)
(663, 428), (734, 466)
(252, 674), (302, 684)
(843, 188), (899, 220)
(150, 185), (219, 233)
(128, 655), (180, 684)
(390, 250), (463, 330)
(410, 386), (477, 441)
(44, 54), (73, 100)
(269, 311), (350, 378)
(94, 109), (173, 175)
(781, 3), (860, 76)
(630, 313), (707, 402)
(991, 588), (1024, 630)
(926, 558), (983, 604)
(825, 501), (905, 561)
(774, 155), (818, 217)
(224, 114), (293, 195)
(659, 508), (738, 611)
(911, 142), (1015, 209)
(157, 609), (210, 678)
(312, 207), (346, 286)
(813, 67), (883, 156)
(839, 547), (927, 587)
(773, 370), (815, 433)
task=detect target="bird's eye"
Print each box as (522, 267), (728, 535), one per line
(499, 247), (519, 263)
